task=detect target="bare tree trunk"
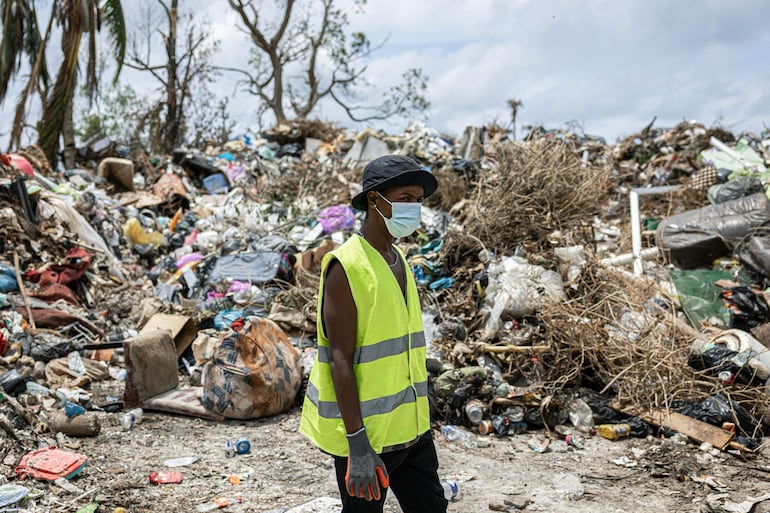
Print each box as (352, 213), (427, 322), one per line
(271, 54), (286, 123)
(164, 0), (179, 152)
(62, 92), (77, 169)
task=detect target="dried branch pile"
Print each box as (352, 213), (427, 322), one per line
(464, 140), (609, 252)
(540, 262), (770, 431)
(424, 166), (468, 212)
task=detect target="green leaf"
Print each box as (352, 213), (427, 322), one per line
(101, 0), (126, 81)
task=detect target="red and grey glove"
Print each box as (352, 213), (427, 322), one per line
(345, 427), (389, 501)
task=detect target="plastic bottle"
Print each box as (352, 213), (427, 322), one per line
(529, 356), (544, 385)
(464, 400), (485, 425)
(567, 398), (594, 433)
(441, 479), (462, 501)
(197, 297), (234, 312)
(476, 354), (503, 382)
(597, 423), (631, 441)
(121, 408), (144, 430)
(25, 381), (51, 397)
(441, 425), (477, 449)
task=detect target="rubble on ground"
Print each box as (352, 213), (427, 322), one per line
(2, 118), (770, 510)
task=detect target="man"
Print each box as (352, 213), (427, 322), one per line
(300, 155), (448, 513)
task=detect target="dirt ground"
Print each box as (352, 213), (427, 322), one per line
(6, 402), (770, 513)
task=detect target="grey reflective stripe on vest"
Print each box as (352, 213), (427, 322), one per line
(305, 380), (428, 419)
(317, 331), (426, 364)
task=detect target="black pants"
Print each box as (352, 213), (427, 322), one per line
(333, 431), (448, 513)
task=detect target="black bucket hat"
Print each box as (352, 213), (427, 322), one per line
(351, 155), (439, 211)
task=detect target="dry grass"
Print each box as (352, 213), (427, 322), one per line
(464, 140), (610, 253)
(424, 166), (468, 212)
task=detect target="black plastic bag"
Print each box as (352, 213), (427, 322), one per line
(709, 176), (764, 204)
(578, 388), (622, 424)
(688, 345), (740, 373)
(29, 339), (77, 362)
(720, 285), (770, 330)
(657, 193), (770, 268)
(626, 416), (653, 438)
(524, 407), (545, 428)
(735, 228), (770, 278)
(673, 394), (758, 436)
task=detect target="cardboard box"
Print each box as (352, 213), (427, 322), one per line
(139, 314), (197, 357)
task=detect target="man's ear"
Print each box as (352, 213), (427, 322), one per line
(367, 191), (378, 209)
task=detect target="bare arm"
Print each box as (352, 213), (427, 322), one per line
(323, 260), (362, 434)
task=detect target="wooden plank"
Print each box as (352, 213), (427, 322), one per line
(613, 404), (734, 450)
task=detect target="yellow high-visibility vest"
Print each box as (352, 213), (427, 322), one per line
(299, 234), (430, 456)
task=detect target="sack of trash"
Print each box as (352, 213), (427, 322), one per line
(202, 318), (302, 419)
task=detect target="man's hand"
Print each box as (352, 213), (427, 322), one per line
(345, 428), (390, 501)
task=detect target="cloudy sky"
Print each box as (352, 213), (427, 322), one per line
(3, 0), (770, 146)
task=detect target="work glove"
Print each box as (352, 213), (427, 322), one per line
(345, 427), (389, 501)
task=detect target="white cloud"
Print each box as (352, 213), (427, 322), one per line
(2, 0), (770, 149)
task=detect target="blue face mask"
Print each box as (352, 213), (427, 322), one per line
(375, 192), (422, 238)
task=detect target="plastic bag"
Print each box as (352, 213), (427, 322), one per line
(202, 318), (301, 419)
(657, 193), (770, 268)
(0, 484), (29, 507)
(735, 228), (770, 278)
(673, 394), (756, 435)
(317, 205), (355, 234)
(124, 218), (163, 249)
(482, 256), (566, 338)
(720, 285), (770, 330)
(670, 269), (732, 328)
(0, 263), (18, 293)
(206, 252), (292, 284)
(707, 176), (764, 205)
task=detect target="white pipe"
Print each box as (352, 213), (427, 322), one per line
(630, 190), (643, 275)
(709, 136), (757, 171)
(600, 247), (660, 267)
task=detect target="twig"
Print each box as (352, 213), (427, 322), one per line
(0, 413), (20, 441)
(477, 343), (551, 354)
(61, 238), (106, 254)
(13, 251), (36, 329)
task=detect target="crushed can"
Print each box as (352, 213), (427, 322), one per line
(235, 438), (251, 455)
(224, 439), (235, 458)
(478, 420), (494, 435)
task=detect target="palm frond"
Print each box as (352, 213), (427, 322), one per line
(0, 0), (28, 100)
(22, 2), (43, 67)
(85, 5), (97, 103)
(101, 0), (126, 80)
(8, 1), (57, 151)
(39, 25), (83, 164)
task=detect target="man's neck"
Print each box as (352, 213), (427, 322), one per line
(360, 217), (394, 254)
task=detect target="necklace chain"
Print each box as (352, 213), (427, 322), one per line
(358, 231), (399, 267)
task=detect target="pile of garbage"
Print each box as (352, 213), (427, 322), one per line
(2, 117), (770, 507)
